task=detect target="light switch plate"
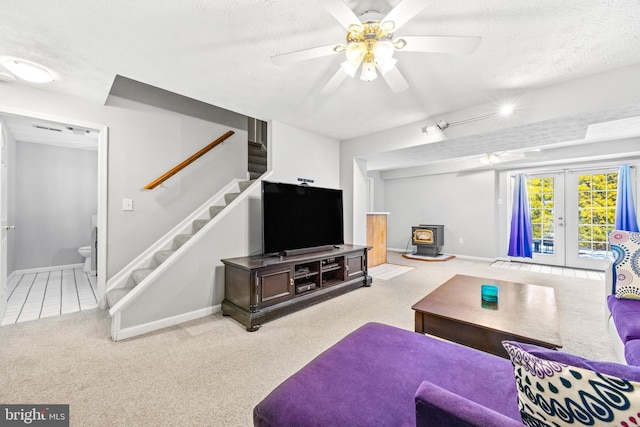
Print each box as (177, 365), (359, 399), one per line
(122, 198), (133, 211)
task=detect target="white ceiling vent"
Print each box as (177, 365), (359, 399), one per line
(33, 124), (62, 132)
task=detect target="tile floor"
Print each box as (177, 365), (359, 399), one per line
(368, 263), (414, 280)
(490, 260), (606, 281)
(1, 266), (98, 326)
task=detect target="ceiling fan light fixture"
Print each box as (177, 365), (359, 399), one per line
(479, 153), (502, 165)
(380, 21), (395, 32)
(360, 60), (377, 81)
(341, 60), (360, 78)
(348, 24), (363, 34)
(393, 38), (407, 50)
(346, 42), (366, 63)
(374, 40), (394, 63)
(333, 44), (347, 53)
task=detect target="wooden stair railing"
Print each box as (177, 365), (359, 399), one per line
(143, 130), (235, 190)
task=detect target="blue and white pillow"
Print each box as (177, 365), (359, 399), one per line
(503, 341), (640, 426)
(609, 230), (640, 299)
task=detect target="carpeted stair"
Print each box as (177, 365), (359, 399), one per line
(248, 141), (267, 180)
(106, 179), (255, 308)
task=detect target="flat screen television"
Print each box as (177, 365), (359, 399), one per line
(262, 181), (344, 255)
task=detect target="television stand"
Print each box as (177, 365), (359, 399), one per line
(221, 245), (371, 331)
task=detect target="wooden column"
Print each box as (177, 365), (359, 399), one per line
(366, 212), (389, 267)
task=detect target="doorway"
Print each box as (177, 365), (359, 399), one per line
(0, 110), (108, 323)
(522, 166), (623, 270)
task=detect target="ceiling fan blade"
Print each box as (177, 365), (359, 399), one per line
(381, 0), (429, 31)
(398, 36), (482, 54)
(270, 44), (342, 67)
(378, 65), (409, 93)
(321, 67), (349, 94)
(316, 0), (362, 30)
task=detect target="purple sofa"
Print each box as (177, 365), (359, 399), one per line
(607, 295), (640, 366)
(606, 230), (640, 366)
(253, 322), (523, 426)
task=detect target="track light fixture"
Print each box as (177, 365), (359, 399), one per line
(422, 104), (515, 134)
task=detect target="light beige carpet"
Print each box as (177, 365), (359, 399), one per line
(0, 252), (616, 426)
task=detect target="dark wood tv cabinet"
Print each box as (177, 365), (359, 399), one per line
(221, 245), (372, 331)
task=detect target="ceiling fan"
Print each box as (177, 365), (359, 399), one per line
(270, 0), (482, 94)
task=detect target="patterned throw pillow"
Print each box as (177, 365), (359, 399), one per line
(615, 285), (640, 300)
(609, 230), (640, 299)
(503, 341), (640, 427)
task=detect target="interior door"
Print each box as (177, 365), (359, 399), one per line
(0, 121), (8, 320)
(526, 173), (566, 267)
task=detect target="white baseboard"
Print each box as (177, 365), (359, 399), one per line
(10, 263), (84, 276)
(113, 305), (221, 341)
(388, 247), (494, 263)
(450, 254), (495, 262)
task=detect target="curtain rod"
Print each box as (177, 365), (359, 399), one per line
(511, 164), (634, 177)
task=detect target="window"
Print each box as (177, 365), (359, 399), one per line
(577, 172), (617, 258)
(527, 176), (555, 254)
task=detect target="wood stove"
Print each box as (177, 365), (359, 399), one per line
(411, 224), (444, 256)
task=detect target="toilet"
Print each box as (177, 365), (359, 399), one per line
(78, 215), (98, 274)
(78, 246), (92, 272)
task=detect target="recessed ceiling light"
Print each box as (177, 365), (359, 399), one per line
(0, 71), (15, 82)
(499, 104), (515, 116)
(1, 58), (56, 83)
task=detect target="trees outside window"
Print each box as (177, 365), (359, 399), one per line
(527, 172), (617, 257)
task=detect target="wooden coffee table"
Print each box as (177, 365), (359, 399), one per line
(411, 274), (562, 358)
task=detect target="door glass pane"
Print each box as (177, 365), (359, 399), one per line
(527, 177), (555, 255)
(576, 172), (617, 259)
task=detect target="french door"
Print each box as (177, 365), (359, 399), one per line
(526, 173), (565, 267)
(523, 168), (619, 270)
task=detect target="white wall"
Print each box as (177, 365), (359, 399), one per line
(118, 184), (258, 330)
(341, 63), (640, 249)
(114, 118), (344, 334)
(384, 170), (497, 257)
(0, 84), (247, 278)
(367, 171), (385, 212)
(104, 96), (248, 275)
(269, 121), (340, 188)
(14, 142), (97, 270)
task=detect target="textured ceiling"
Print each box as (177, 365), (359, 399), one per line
(1, 0), (640, 145)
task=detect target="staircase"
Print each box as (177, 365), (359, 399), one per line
(248, 141), (267, 180)
(106, 178), (255, 309)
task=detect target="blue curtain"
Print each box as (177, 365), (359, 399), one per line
(508, 174), (533, 258)
(615, 164), (639, 232)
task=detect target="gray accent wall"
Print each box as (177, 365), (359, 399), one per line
(14, 142), (97, 270)
(106, 75), (248, 131)
(384, 170), (497, 258)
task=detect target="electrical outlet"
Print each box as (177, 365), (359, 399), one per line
(122, 198), (133, 211)
(458, 238), (464, 244)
